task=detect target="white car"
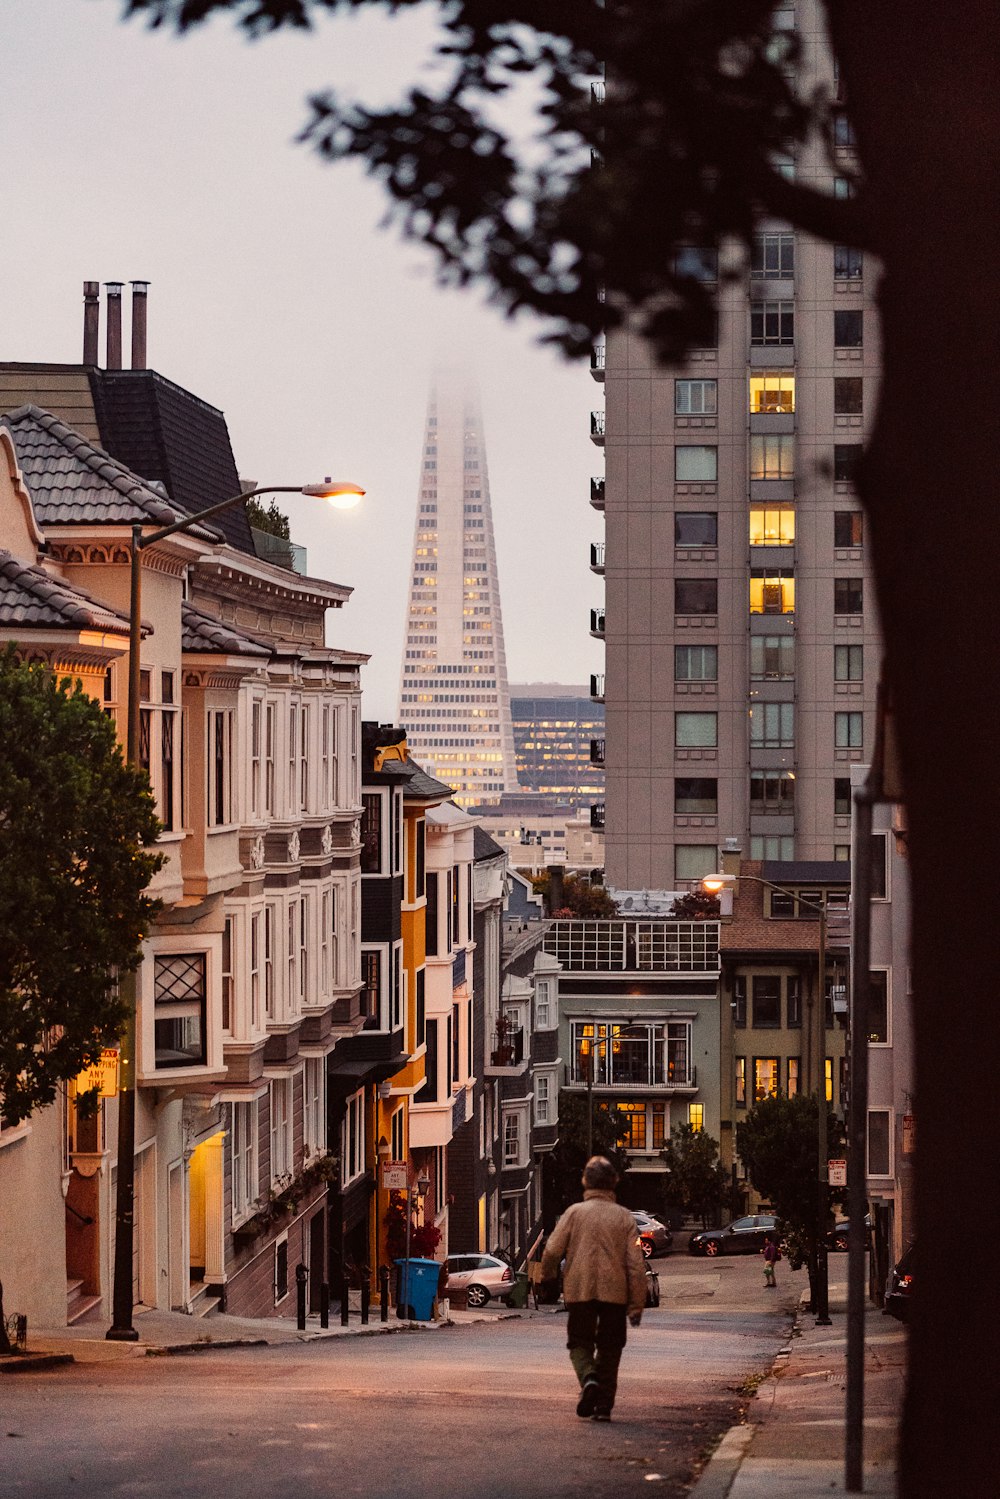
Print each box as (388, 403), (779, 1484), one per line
(445, 1253), (515, 1308)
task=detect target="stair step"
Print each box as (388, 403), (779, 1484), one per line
(66, 1279), (85, 1299)
(67, 1294), (102, 1325)
(194, 1296), (221, 1319)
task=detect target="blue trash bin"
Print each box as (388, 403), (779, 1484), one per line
(395, 1257), (439, 1321)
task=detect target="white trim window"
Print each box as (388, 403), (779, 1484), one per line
(534, 978), (553, 1030)
(342, 1088), (365, 1186)
(221, 916), (235, 1035)
(303, 1057), (326, 1160)
(320, 888), (332, 999)
(269, 1077), (292, 1182)
(330, 883), (340, 990)
(351, 705), (360, 804)
(208, 708), (234, 826)
(231, 1100), (258, 1223)
(288, 701), (299, 819)
(867, 1107), (893, 1179)
(535, 1071), (553, 1126)
(502, 1106), (527, 1168)
(264, 904), (276, 1020)
(300, 703), (310, 812)
(265, 703), (276, 816)
(250, 912), (262, 1031)
(329, 705), (340, 809)
(299, 894), (310, 1007)
(287, 901), (299, 1017)
(390, 1105), (404, 1161)
(250, 699), (263, 818)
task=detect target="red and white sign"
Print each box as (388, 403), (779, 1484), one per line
(902, 1114), (915, 1155)
(382, 1161), (408, 1191)
(828, 1159), (848, 1187)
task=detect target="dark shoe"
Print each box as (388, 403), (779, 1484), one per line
(592, 1406), (612, 1422)
(576, 1378), (600, 1418)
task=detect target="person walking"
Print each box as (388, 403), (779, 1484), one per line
(762, 1232), (780, 1288)
(540, 1155), (647, 1422)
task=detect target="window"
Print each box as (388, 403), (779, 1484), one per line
(221, 917), (234, 1033)
(503, 1111), (523, 1167)
(750, 703), (795, 747)
(160, 695), (177, 833)
(675, 446), (718, 482)
(269, 1077), (292, 1181)
(288, 703), (298, 813)
(754, 1057), (780, 1102)
(392, 946), (403, 1030)
(834, 245), (863, 279)
(834, 377), (863, 414)
(750, 571), (795, 613)
(673, 246), (718, 281)
(264, 703), (276, 815)
(426, 873), (439, 956)
(688, 1103), (704, 1132)
(834, 577), (864, 614)
(751, 834), (795, 860)
(835, 310), (863, 348)
(361, 793), (382, 873)
(787, 976), (802, 1029)
(675, 512), (718, 547)
(787, 1057), (800, 1097)
(751, 232), (794, 277)
(868, 971), (889, 1044)
(834, 778), (852, 815)
(416, 969), (426, 1047)
(750, 635), (795, 680)
(154, 953), (206, 1068)
(825, 1057), (835, 1105)
(362, 950), (382, 1024)
(390, 1105), (404, 1162)
(752, 977), (782, 1028)
(299, 895), (309, 1006)
(208, 709), (233, 826)
(675, 579), (718, 615)
(299, 704), (310, 811)
(667, 1022), (691, 1083)
(867, 1109), (892, 1177)
(675, 777), (718, 814)
(675, 645), (718, 681)
(750, 433), (795, 480)
(452, 865), (461, 947)
(735, 1057), (747, 1107)
(286, 902), (298, 1015)
(675, 712), (718, 747)
(836, 711), (864, 748)
(834, 511), (863, 547)
(264, 904), (275, 1019)
(274, 1238), (289, 1304)
(833, 113), (857, 149)
(675, 378), (717, 415)
(535, 1073), (553, 1126)
(835, 844), (851, 862)
(834, 444), (862, 483)
(415, 819), (426, 899)
(422, 1019), (439, 1102)
(870, 832), (888, 899)
(675, 845), (718, 882)
(303, 1057), (325, 1159)
(751, 301), (794, 345)
(835, 644), (864, 681)
(616, 1101), (647, 1150)
(733, 976), (747, 1028)
(749, 506), (795, 545)
(231, 1101), (258, 1222)
(342, 1089), (365, 1185)
(535, 978), (552, 1029)
(749, 373), (795, 413)
(250, 911), (262, 1030)
(250, 700), (263, 816)
(834, 176), (855, 199)
(750, 771), (795, 813)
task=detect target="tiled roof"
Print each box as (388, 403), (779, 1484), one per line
(0, 549), (130, 634)
(474, 826), (506, 862)
(1, 405), (219, 538)
(721, 860), (824, 956)
(181, 602), (271, 659)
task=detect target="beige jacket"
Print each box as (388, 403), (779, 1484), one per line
(540, 1189), (647, 1318)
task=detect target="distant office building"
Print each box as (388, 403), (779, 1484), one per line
(398, 367), (519, 806)
(509, 684), (605, 807)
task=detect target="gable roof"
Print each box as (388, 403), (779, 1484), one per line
(0, 548), (130, 634)
(474, 826), (505, 862)
(181, 601), (272, 659)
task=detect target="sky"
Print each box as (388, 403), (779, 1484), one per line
(1, 0), (603, 719)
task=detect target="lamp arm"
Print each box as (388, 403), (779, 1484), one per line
(137, 485), (302, 551)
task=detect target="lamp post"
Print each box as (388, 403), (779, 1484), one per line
(703, 870), (833, 1326)
(106, 478), (364, 1342)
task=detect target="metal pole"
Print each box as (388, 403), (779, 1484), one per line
(846, 785), (875, 1491)
(815, 907), (831, 1325)
(320, 1282), (330, 1329)
(295, 1264), (307, 1331)
(401, 1180), (413, 1318)
(379, 1263), (390, 1322)
(586, 1042), (594, 1159)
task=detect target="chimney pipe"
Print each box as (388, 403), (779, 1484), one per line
(105, 282), (124, 370)
(130, 281), (150, 370)
(83, 282), (100, 365)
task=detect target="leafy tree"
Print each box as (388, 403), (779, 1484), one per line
(0, 650), (163, 1124)
(106, 3), (1000, 1486)
(531, 870), (617, 918)
(661, 1123), (728, 1226)
(542, 1091), (630, 1223)
(670, 892), (721, 921)
(245, 496), (290, 539)
(384, 1192), (442, 1263)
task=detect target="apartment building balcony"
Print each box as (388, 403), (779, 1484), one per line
(590, 672), (605, 702)
(590, 476), (605, 510)
(590, 344), (606, 382)
(590, 737), (606, 766)
(544, 918), (720, 975)
(563, 1061), (698, 1095)
(590, 410), (605, 445)
(486, 1025), (527, 1075)
(590, 542), (605, 574)
(590, 802), (606, 830)
(590, 607), (606, 638)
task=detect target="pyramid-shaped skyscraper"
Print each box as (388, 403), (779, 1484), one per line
(398, 367), (519, 805)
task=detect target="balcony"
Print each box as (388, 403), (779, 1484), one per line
(590, 343), (606, 383)
(591, 80), (605, 105)
(590, 410), (605, 446)
(590, 737), (605, 766)
(590, 672), (605, 702)
(590, 477), (605, 510)
(565, 1061), (697, 1093)
(590, 606), (606, 639)
(488, 1024), (525, 1071)
(590, 802), (606, 830)
(543, 919), (721, 974)
(590, 542), (605, 574)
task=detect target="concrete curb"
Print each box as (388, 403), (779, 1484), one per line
(690, 1425), (755, 1499)
(0, 1353), (76, 1373)
(147, 1339), (270, 1357)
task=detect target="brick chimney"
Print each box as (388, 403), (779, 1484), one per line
(105, 282), (124, 369)
(130, 281), (150, 369)
(82, 282), (100, 365)
(546, 864), (565, 916)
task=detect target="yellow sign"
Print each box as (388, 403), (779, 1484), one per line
(77, 1048), (120, 1099)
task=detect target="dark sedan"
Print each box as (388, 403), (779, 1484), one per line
(688, 1214), (777, 1257)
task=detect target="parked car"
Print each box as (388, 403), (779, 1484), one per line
(633, 1211), (673, 1259)
(884, 1245), (914, 1323)
(828, 1214), (872, 1252)
(688, 1215), (778, 1257)
(644, 1264), (660, 1308)
(445, 1253), (515, 1308)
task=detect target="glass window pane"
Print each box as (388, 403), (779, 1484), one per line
(675, 512), (718, 546)
(675, 712), (718, 747)
(675, 446), (718, 482)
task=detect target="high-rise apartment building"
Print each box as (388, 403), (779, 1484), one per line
(399, 367), (519, 806)
(509, 684), (605, 806)
(596, 3), (880, 889)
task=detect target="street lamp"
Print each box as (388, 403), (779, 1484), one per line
(107, 479), (365, 1342)
(703, 870), (833, 1326)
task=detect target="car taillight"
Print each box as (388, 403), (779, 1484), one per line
(899, 1274), (913, 1291)
(502, 1267), (512, 1281)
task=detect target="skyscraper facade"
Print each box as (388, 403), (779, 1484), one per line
(398, 367), (519, 805)
(595, 2), (880, 889)
(509, 684), (605, 806)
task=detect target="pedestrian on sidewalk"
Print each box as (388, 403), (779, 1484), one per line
(540, 1156), (646, 1423)
(762, 1231), (781, 1288)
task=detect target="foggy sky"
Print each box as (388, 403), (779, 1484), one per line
(1, 0), (603, 719)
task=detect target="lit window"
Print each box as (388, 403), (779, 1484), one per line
(750, 507), (795, 545)
(749, 373), (795, 413)
(616, 1101), (647, 1149)
(750, 571), (795, 614)
(787, 1058), (800, 1098)
(754, 1057), (780, 1102)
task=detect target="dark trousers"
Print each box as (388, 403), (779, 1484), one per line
(566, 1300), (628, 1407)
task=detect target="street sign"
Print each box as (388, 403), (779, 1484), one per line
(828, 1159), (847, 1187)
(902, 1114), (915, 1155)
(76, 1048), (120, 1098)
(382, 1161), (408, 1191)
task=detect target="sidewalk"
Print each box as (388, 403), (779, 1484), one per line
(692, 1284), (905, 1498)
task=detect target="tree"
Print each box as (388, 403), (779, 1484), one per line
(0, 650), (162, 1124)
(530, 870), (617, 918)
(542, 1091), (630, 1223)
(669, 892), (721, 921)
(660, 1123), (728, 1226)
(109, 3), (1000, 1487)
(245, 497), (290, 539)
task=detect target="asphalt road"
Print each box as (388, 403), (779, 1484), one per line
(3, 1255), (802, 1499)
